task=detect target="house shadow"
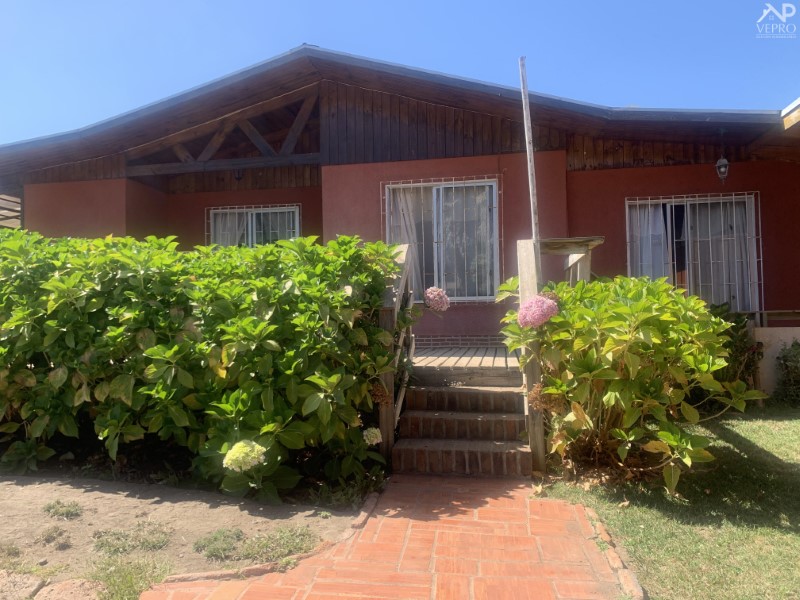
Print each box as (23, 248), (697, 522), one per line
(0, 473), (355, 521)
(588, 412), (800, 534)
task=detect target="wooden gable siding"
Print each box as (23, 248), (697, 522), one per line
(168, 164), (320, 193)
(23, 155), (127, 185)
(319, 80), (566, 165)
(566, 134), (749, 171)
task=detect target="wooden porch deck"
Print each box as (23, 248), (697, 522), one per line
(412, 346), (520, 371)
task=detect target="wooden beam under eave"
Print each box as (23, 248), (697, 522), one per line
(172, 143), (195, 163)
(237, 119), (277, 156)
(197, 122), (236, 162)
(783, 105), (800, 130)
(280, 94), (317, 156)
(125, 153), (320, 177)
(125, 84), (320, 161)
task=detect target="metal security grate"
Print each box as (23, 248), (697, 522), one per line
(206, 205), (300, 246)
(384, 178), (500, 302)
(626, 192), (763, 312)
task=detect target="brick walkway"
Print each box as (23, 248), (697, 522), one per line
(141, 475), (630, 600)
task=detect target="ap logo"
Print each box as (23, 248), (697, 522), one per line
(756, 3), (798, 38)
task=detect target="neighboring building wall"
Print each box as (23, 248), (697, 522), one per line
(24, 179), (128, 237)
(125, 180), (168, 239)
(321, 151), (568, 337)
(754, 327), (800, 394)
(567, 160), (800, 310)
(163, 187), (323, 248)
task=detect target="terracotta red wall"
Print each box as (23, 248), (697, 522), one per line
(24, 180), (128, 237)
(321, 152), (568, 336)
(163, 187), (323, 248)
(567, 160), (800, 310)
(125, 180), (167, 239)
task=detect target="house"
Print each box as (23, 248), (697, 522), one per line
(0, 46), (798, 368)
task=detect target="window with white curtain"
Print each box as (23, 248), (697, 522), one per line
(626, 193), (762, 312)
(208, 205), (300, 247)
(385, 180), (499, 301)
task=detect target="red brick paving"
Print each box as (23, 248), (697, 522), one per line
(141, 474), (624, 600)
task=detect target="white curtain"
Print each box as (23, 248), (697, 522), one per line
(688, 201), (752, 311)
(388, 187), (428, 300)
(628, 203), (670, 280)
(211, 211), (248, 246)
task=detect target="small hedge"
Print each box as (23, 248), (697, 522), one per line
(774, 340), (800, 406)
(0, 230), (399, 500)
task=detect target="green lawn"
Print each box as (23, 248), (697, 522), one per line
(546, 405), (800, 600)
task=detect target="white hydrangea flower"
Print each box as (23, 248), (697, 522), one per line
(222, 440), (266, 473)
(362, 427), (382, 446)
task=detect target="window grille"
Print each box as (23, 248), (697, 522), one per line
(626, 193), (763, 312)
(206, 205), (300, 247)
(385, 178), (500, 302)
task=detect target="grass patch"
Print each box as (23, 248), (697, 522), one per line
(238, 526), (319, 563)
(0, 542), (21, 560)
(0, 541), (63, 578)
(192, 528), (244, 561)
(545, 405), (800, 600)
(92, 521), (172, 555)
(36, 525), (72, 550)
(91, 555), (169, 600)
(43, 499), (83, 520)
(193, 525), (320, 564)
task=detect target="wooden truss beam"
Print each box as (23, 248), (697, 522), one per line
(280, 94), (317, 156)
(125, 153), (320, 177)
(236, 119), (277, 156)
(125, 84), (318, 160)
(172, 143), (195, 163)
(197, 122), (236, 162)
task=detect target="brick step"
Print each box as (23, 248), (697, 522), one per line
(399, 410), (525, 441)
(392, 439), (532, 478)
(411, 365), (523, 387)
(405, 386), (524, 414)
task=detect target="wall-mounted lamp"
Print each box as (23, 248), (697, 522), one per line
(715, 156), (730, 183)
(715, 128), (729, 183)
(232, 169), (244, 182)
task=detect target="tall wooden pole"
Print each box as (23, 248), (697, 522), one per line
(519, 57), (547, 474)
(519, 57), (543, 288)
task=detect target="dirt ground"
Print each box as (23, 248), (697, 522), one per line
(0, 476), (356, 582)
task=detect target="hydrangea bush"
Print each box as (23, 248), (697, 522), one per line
(223, 440), (267, 473)
(362, 427), (382, 446)
(517, 294), (558, 328)
(424, 287), (450, 312)
(499, 276), (765, 494)
(0, 231), (400, 501)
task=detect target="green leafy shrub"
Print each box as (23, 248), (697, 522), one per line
(708, 304), (763, 387)
(0, 231), (399, 499)
(774, 340), (800, 406)
(500, 276), (765, 493)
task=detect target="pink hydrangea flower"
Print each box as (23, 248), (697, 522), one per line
(517, 294), (558, 328)
(424, 287), (450, 312)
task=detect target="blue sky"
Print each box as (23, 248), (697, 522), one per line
(0, 0), (797, 145)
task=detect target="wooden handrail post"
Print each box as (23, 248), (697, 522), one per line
(376, 244), (410, 460)
(517, 239), (547, 474)
(378, 306), (396, 459)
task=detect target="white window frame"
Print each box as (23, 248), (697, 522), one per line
(384, 178), (500, 302)
(206, 204), (301, 246)
(625, 192), (763, 312)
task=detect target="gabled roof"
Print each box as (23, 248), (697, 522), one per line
(0, 45), (789, 181)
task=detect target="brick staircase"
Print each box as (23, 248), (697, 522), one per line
(391, 385), (532, 477)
